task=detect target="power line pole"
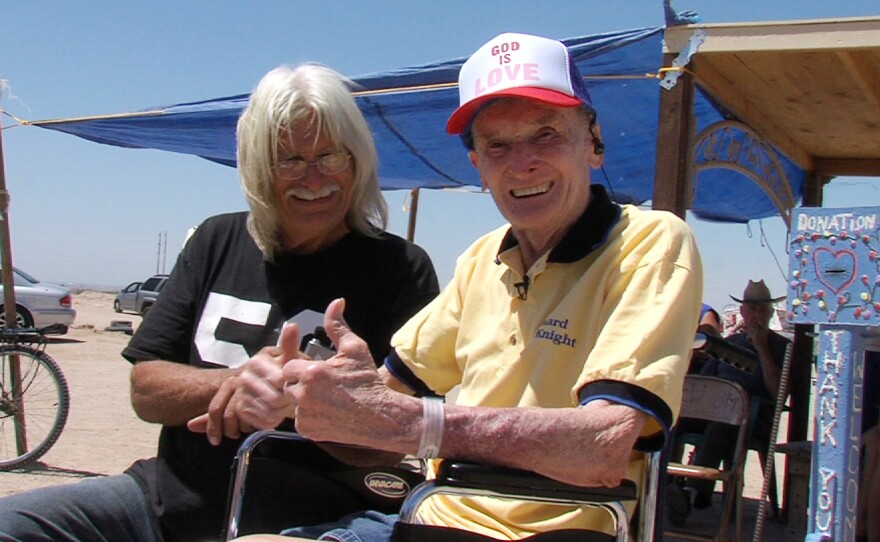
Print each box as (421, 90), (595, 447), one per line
(156, 230), (167, 274)
(161, 231), (167, 273)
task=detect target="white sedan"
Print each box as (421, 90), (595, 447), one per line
(0, 267), (76, 334)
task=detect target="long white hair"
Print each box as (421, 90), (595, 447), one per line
(237, 63), (387, 258)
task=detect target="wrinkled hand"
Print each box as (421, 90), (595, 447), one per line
(283, 298), (403, 448)
(187, 325), (301, 445)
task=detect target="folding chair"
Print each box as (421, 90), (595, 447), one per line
(692, 334), (786, 519)
(224, 430), (425, 540)
(391, 449), (663, 542)
(665, 376), (751, 542)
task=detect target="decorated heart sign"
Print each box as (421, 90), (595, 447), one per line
(813, 248), (856, 294)
(788, 207), (880, 325)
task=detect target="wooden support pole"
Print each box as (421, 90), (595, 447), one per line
(652, 53), (695, 219)
(0, 107), (28, 455)
(789, 172), (825, 443)
(406, 188), (420, 242)
(783, 171), (827, 528)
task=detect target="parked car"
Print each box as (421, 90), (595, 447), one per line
(0, 267), (76, 334)
(114, 281), (142, 312)
(114, 274), (168, 316)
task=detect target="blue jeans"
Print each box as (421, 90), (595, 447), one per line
(0, 473), (160, 542)
(280, 510), (398, 542)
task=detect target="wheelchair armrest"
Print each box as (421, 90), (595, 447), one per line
(435, 460), (638, 503)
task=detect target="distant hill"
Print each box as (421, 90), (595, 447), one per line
(69, 284), (123, 294)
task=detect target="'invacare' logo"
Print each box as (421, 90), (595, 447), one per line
(364, 473), (410, 498)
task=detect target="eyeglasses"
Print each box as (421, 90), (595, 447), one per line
(275, 152), (351, 180)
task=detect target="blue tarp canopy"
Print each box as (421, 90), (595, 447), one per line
(33, 26), (804, 223)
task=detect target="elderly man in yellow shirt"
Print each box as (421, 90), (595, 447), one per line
(232, 32), (703, 542)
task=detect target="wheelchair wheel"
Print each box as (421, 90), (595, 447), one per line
(0, 344), (70, 470)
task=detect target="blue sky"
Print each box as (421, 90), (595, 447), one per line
(1, 0), (878, 315)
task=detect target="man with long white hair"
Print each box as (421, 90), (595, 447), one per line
(0, 64), (439, 542)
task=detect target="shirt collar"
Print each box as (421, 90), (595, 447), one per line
(495, 185), (622, 265)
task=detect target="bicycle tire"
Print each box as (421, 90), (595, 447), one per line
(0, 344), (70, 470)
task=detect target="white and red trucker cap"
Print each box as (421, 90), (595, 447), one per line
(446, 32), (594, 135)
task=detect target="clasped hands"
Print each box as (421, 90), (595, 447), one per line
(187, 298), (391, 447)
(743, 321), (771, 349)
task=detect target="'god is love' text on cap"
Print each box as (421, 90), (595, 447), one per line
(446, 32), (594, 134)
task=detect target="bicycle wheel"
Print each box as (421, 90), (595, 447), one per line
(0, 344), (70, 470)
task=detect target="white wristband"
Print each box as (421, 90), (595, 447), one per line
(417, 397), (444, 459)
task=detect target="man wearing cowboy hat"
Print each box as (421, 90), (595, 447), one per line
(668, 279), (790, 525)
(717, 279), (787, 401)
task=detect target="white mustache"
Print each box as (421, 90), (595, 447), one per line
(286, 184), (341, 201)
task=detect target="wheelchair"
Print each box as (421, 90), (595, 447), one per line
(225, 430), (663, 541)
(224, 430), (425, 540)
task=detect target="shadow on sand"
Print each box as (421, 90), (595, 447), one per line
(3, 462), (107, 480)
(45, 337), (85, 345)
(663, 492), (796, 541)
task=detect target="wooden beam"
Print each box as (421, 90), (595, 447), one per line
(665, 16), (880, 54)
(652, 53), (694, 219)
(802, 172), (829, 207)
(814, 158), (880, 177)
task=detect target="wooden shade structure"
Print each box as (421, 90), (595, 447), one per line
(665, 16), (880, 177)
(655, 15), (880, 532)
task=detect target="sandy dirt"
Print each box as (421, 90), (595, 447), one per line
(0, 290), (159, 497)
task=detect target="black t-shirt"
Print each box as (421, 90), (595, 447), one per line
(122, 212), (439, 542)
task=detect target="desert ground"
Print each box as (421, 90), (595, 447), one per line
(0, 290), (793, 539)
(0, 290), (159, 497)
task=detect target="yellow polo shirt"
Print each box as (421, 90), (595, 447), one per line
(388, 188), (702, 538)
